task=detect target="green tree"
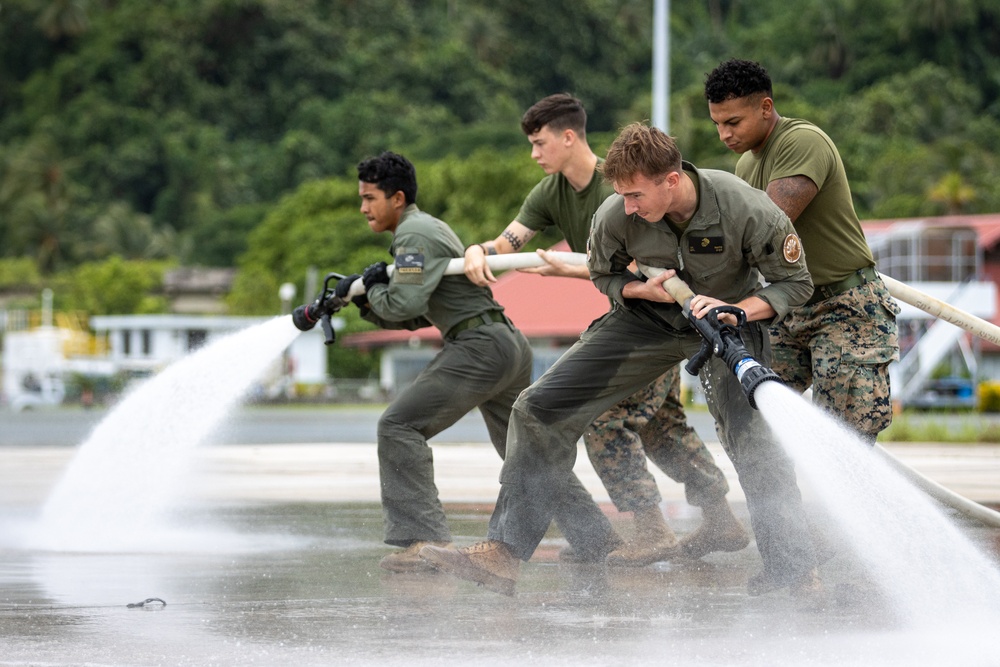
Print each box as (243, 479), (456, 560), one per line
(87, 202), (177, 260)
(929, 172), (977, 215)
(0, 258), (43, 289)
(0, 136), (88, 272)
(60, 256), (171, 315)
(4, 0), (1000, 292)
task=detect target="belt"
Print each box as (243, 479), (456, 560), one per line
(804, 266), (879, 306)
(444, 311), (507, 339)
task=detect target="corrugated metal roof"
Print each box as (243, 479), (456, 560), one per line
(863, 213), (1000, 248)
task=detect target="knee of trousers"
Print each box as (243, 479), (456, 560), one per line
(377, 416), (431, 462)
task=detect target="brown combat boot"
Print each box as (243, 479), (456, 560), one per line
(419, 540), (520, 596)
(605, 505), (680, 567)
(379, 540), (453, 573)
(678, 499), (751, 560)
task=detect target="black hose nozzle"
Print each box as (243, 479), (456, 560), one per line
(684, 302), (781, 410)
(292, 304), (320, 331)
(290, 272), (349, 345)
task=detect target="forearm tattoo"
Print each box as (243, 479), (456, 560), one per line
(502, 229), (525, 251)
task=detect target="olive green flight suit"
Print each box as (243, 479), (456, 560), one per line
(365, 205), (616, 557)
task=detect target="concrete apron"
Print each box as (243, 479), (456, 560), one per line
(1, 442), (999, 667)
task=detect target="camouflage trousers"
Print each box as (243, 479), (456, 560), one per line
(583, 365), (729, 512)
(769, 277), (900, 442)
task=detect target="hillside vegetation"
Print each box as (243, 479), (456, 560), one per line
(2, 0), (999, 317)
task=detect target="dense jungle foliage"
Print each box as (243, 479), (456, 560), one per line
(2, 0), (1000, 322)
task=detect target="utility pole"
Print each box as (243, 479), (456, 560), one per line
(652, 0), (669, 132)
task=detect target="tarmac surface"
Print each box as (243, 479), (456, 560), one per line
(2, 406), (1000, 666)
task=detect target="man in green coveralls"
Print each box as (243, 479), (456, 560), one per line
(705, 59), (900, 442)
(421, 124), (821, 597)
(464, 94), (748, 566)
(321, 151), (619, 572)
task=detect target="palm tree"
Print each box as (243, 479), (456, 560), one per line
(928, 172), (976, 215)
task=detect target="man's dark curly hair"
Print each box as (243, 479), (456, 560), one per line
(357, 151), (418, 205)
(704, 59), (773, 104)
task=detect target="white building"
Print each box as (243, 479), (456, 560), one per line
(2, 314), (331, 410)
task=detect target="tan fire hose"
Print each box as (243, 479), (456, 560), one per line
(880, 274), (1000, 346)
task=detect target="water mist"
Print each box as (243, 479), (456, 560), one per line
(755, 381), (1000, 630)
(28, 317), (301, 552)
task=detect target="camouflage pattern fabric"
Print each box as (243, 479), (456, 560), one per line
(583, 365), (729, 511)
(769, 278), (900, 442)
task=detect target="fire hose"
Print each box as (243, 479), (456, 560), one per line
(291, 251), (1000, 527)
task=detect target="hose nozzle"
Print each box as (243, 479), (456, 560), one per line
(732, 357), (781, 409)
(292, 305), (319, 332)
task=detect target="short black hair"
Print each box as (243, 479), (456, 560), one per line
(356, 151), (418, 205)
(521, 93), (587, 137)
(704, 59), (773, 104)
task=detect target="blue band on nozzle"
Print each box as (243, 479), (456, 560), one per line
(734, 357), (761, 381)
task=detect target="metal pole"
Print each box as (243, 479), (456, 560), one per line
(652, 0), (669, 132)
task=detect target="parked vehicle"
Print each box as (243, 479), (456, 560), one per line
(905, 377), (977, 411)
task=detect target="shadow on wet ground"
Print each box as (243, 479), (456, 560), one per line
(3, 499), (1000, 667)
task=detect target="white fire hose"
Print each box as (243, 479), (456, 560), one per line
(365, 251), (1000, 526)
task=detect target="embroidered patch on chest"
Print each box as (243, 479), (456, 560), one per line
(688, 236), (724, 254)
(782, 234), (803, 263)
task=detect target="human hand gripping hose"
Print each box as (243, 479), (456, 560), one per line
(634, 264), (781, 409)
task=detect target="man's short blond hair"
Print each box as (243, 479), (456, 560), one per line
(601, 123), (682, 184)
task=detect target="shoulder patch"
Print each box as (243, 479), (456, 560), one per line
(394, 249), (425, 284)
(782, 233), (803, 263)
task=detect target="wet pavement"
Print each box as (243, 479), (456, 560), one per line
(2, 408), (1000, 666)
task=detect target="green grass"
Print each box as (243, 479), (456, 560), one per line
(878, 413), (1000, 443)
